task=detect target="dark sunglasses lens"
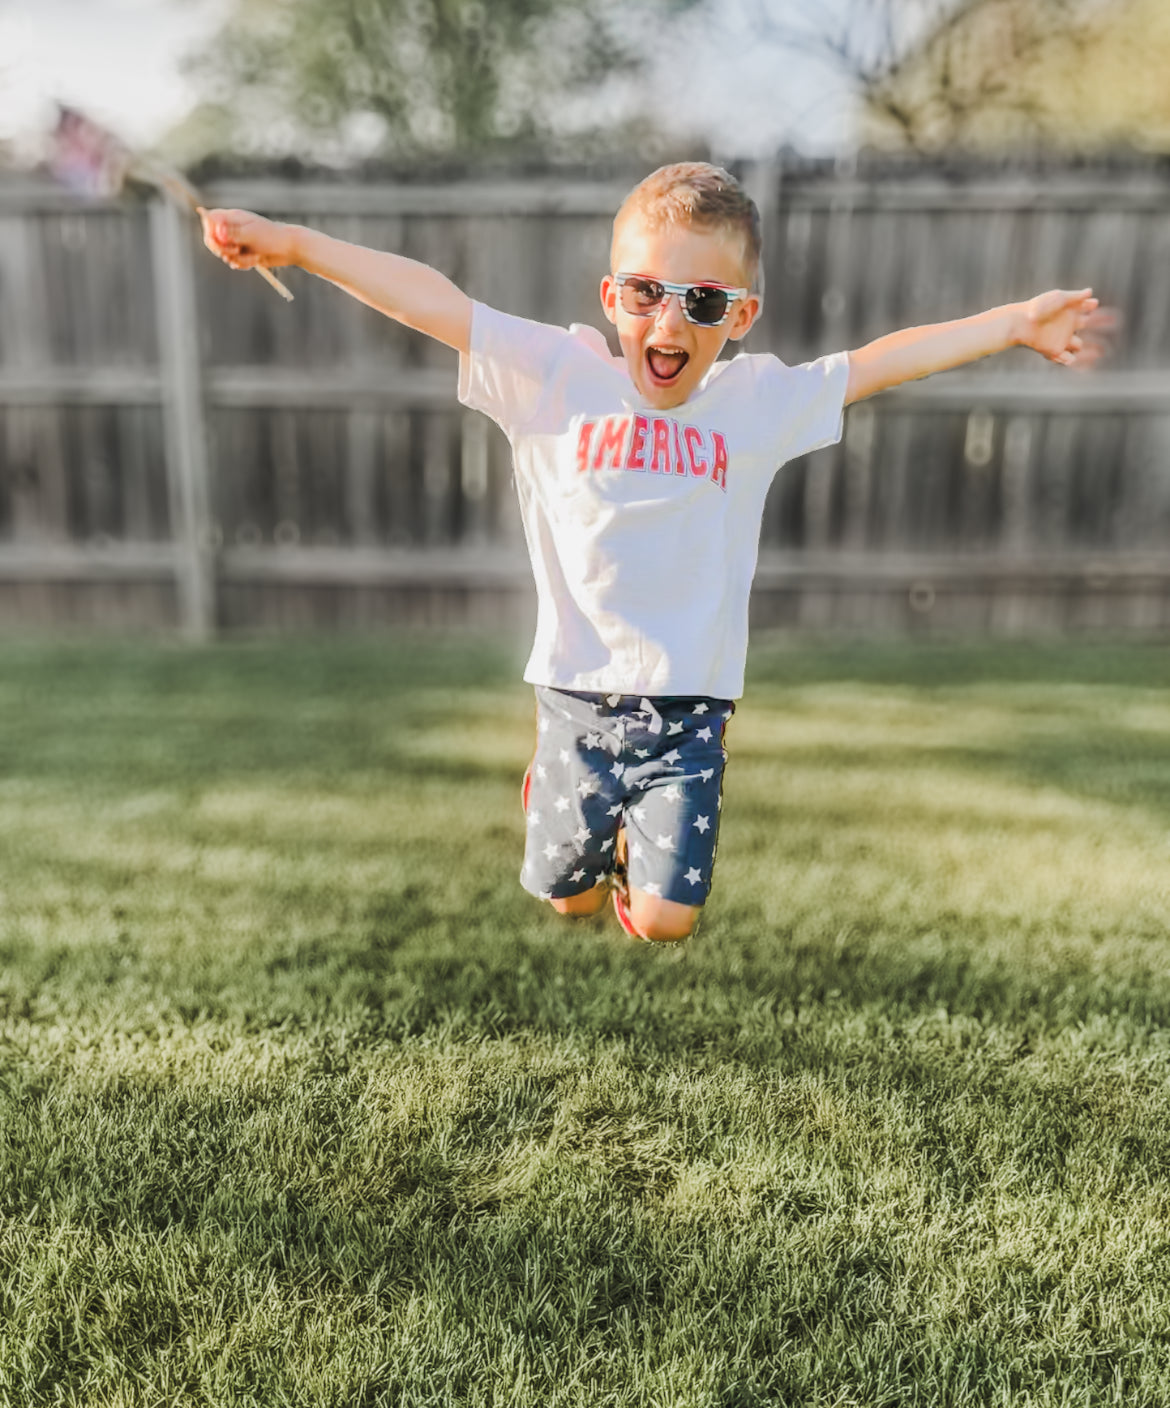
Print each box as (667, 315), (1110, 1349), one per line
(685, 286), (730, 325)
(620, 277), (664, 314)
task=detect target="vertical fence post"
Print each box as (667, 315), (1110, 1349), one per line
(150, 198), (216, 638)
(743, 156), (780, 321)
(802, 155), (858, 560)
(0, 213), (67, 544)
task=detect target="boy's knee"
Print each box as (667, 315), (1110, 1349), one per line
(550, 887), (609, 919)
(628, 892), (700, 943)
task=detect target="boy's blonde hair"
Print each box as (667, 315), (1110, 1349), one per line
(611, 162), (762, 289)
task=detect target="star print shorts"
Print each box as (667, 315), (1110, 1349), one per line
(521, 687), (734, 906)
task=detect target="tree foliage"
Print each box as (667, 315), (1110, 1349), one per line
(738, 0), (1136, 154)
(859, 0), (1170, 153)
(177, 0), (696, 162)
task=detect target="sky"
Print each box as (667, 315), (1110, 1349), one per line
(0, 0), (230, 154)
(0, 0), (858, 163)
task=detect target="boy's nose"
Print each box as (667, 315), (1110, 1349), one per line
(652, 292), (688, 332)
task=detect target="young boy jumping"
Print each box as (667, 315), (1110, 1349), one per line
(199, 163), (1105, 945)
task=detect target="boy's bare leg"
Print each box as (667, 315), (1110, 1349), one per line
(551, 888), (609, 918)
(608, 826), (701, 942)
(550, 887), (697, 940)
(626, 891), (700, 943)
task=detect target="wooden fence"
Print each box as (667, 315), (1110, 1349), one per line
(1, 161), (1169, 635)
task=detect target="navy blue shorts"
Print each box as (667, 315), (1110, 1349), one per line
(521, 687), (733, 906)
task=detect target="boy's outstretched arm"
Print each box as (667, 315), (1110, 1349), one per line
(198, 209), (473, 354)
(844, 289), (1109, 406)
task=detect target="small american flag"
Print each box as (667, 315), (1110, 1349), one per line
(47, 104), (130, 199)
(44, 103), (293, 302)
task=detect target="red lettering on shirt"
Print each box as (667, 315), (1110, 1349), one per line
(576, 414), (727, 491)
(593, 415), (628, 470)
(672, 420), (687, 476)
(648, 418), (672, 474)
(683, 425), (708, 478)
(625, 414), (649, 471)
(711, 432), (729, 490)
(575, 420), (595, 473)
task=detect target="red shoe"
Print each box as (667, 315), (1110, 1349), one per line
(611, 883), (640, 937)
(521, 764), (532, 813)
(610, 826), (639, 936)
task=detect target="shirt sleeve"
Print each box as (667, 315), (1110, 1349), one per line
(762, 351), (851, 465)
(457, 302), (577, 438)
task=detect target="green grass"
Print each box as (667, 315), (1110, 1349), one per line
(2, 634), (1170, 1407)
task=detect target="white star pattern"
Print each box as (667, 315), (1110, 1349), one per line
(526, 695), (733, 919)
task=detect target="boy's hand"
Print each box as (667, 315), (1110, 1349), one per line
(1016, 288), (1114, 367)
(198, 207), (297, 270)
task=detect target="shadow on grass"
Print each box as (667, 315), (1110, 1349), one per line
(746, 637), (1170, 693)
(0, 635), (530, 793)
(9, 883), (1166, 1062)
(988, 730), (1170, 827)
(749, 636), (1170, 825)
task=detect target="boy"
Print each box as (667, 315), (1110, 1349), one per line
(199, 163), (1104, 944)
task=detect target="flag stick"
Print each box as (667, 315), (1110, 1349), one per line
(136, 160), (295, 303)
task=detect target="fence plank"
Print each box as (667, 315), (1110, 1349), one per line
(150, 200), (216, 637)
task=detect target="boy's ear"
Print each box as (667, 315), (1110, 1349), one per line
(726, 294), (761, 342)
(600, 273), (618, 325)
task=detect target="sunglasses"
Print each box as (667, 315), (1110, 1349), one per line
(614, 273), (749, 327)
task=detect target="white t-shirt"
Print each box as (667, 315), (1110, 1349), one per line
(458, 302), (848, 699)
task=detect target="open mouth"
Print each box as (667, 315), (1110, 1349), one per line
(646, 345), (689, 385)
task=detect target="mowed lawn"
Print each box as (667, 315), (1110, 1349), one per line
(2, 634), (1170, 1407)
